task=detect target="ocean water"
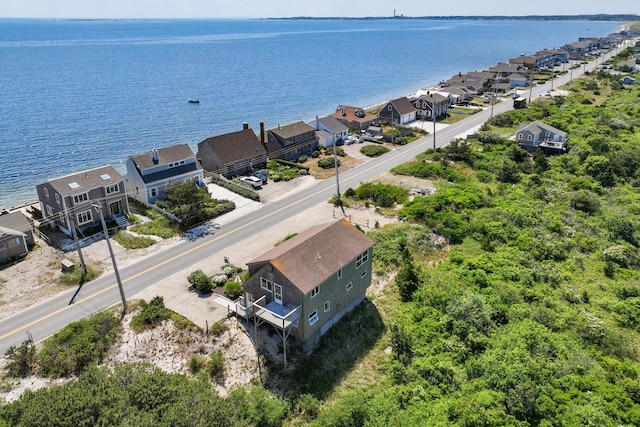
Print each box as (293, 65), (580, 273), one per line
(0, 18), (621, 210)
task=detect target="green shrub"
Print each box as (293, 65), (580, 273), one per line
(208, 351), (225, 383)
(208, 321), (229, 337)
(225, 281), (243, 299)
(188, 354), (206, 374)
(298, 155), (309, 163)
(38, 311), (120, 377)
(274, 158), (309, 171)
(188, 269), (213, 293)
(211, 177), (260, 201)
(59, 262), (100, 285)
(360, 145), (390, 157)
(113, 230), (156, 249)
(318, 157), (338, 169)
(476, 170), (494, 183)
(130, 296), (170, 331)
(4, 340), (36, 378)
(354, 182), (408, 207)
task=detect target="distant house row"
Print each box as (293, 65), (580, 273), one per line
(31, 28), (634, 239)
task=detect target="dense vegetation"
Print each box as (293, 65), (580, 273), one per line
(2, 51), (640, 426)
(156, 181), (235, 228)
(339, 64), (640, 425)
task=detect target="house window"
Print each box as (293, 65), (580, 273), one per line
(44, 187), (49, 198)
(517, 134), (523, 140)
(46, 205), (54, 217)
(260, 277), (273, 292)
(337, 269), (342, 279)
(73, 193), (88, 205)
(545, 131), (551, 137)
(55, 193), (60, 204)
(361, 270), (368, 278)
(324, 301), (330, 312)
(345, 282), (353, 291)
(76, 210), (93, 225)
(105, 184), (119, 195)
(356, 250), (369, 268)
(308, 310), (318, 325)
(311, 286), (319, 298)
(527, 135), (533, 141)
(150, 188), (157, 198)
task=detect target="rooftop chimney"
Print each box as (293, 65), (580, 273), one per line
(259, 121), (267, 152)
(243, 123), (249, 130)
(152, 149), (159, 164)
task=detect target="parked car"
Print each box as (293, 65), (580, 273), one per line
(252, 172), (268, 184)
(240, 176), (262, 188)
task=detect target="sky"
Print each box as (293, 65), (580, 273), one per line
(0, 0), (637, 19)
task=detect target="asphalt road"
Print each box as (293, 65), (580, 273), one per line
(0, 49), (615, 354)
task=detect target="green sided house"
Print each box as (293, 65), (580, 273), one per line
(239, 219), (374, 354)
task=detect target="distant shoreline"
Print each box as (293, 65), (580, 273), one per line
(268, 15), (639, 22)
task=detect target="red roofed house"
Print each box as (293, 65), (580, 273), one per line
(239, 219), (374, 353)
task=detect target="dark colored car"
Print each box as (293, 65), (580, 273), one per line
(252, 172), (268, 184)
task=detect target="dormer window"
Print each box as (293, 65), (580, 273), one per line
(105, 184), (119, 195)
(73, 193), (88, 204)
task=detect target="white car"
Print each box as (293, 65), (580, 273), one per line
(240, 176), (262, 188)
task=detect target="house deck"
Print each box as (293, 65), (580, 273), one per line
(253, 301), (302, 330)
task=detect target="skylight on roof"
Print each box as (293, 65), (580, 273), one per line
(100, 174), (111, 181)
(68, 182), (80, 189)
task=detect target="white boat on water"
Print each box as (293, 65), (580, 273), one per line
(188, 98), (200, 104)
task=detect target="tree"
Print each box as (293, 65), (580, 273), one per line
(582, 155), (615, 187)
(390, 323), (413, 365)
(496, 159), (521, 183)
(444, 138), (472, 162)
(396, 260), (420, 302)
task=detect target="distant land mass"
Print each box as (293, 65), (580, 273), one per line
(273, 14), (640, 22)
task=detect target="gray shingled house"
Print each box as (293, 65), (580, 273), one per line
(125, 144), (204, 204)
(36, 165), (128, 236)
(196, 124), (268, 178)
(516, 121), (568, 154)
(240, 219), (374, 353)
(0, 211), (34, 263)
(377, 97), (417, 125)
(265, 121), (319, 161)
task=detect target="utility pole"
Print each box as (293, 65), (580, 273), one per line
(388, 103), (395, 146)
(429, 102), (436, 149)
(65, 207), (87, 278)
(490, 77), (497, 118)
(333, 139), (343, 213)
(93, 202), (127, 315)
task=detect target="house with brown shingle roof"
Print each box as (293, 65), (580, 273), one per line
(36, 165), (129, 237)
(240, 219), (374, 352)
(125, 144), (203, 205)
(265, 121), (319, 161)
(377, 97), (417, 125)
(196, 124), (267, 179)
(330, 105), (377, 130)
